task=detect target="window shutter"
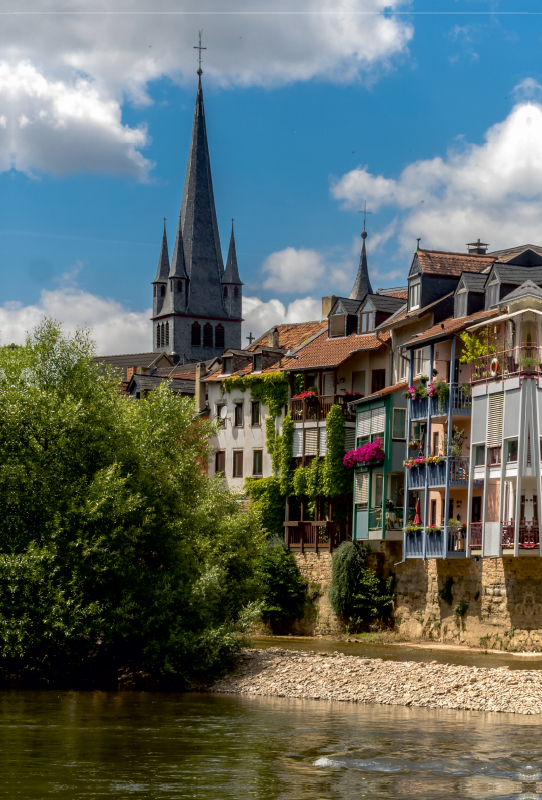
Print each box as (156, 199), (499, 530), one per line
(357, 409), (371, 438)
(319, 427), (327, 456)
(355, 472), (369, 505)
(292, 429), (303, 458)
(305, 428), (318, 456)
(371, 407), (386, 436)
(323, 373), (334, 396)
(344, 427), (356, 452)
(487, 392), (504, 447)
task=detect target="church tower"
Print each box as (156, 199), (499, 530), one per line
(152, 61), (243, 361)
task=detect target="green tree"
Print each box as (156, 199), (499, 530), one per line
(257, 543), (307, 628)
(0, 320), (265, 686)
(328, 541), (394, 630)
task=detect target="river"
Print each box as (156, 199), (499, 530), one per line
(1, 689), (541, 799)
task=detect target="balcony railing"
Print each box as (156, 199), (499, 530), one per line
(290, 394), (355, 422)
(407, 457), (471, 490)
(447, 526), (468, 555)
(429, 385), (472, 418)
(410, 397), (429, 421)
(470, 522), (482, 548)
(405, 529), (424, 558)
(286, 520), (350, 552)
(471, 346), (542, 385)
(500, 521), (540, 549)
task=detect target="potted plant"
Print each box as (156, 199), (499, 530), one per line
(404, 524), (422, 534)
(408, 439), (420, 451)
(343, 438), (385, 468)
(425, 524), (442, 534)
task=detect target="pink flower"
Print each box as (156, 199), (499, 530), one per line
(343, 438), (385, 468)
(292, 390), (317, 400)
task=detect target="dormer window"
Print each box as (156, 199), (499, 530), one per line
(223, 357), (232, 375)
(330, 305), (346, 337)
(455, 286), (467, 318)
(409, 279), (420, 311)
(487, 279), (499, 308)
(359, 305), (374, 334)
(254, 354), (262, 372)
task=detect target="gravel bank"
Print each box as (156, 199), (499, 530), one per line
(210, 648), (542, 714)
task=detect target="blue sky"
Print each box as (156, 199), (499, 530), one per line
(3, 1), (542, 352)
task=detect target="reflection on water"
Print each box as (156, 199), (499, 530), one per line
(1, 690), (542, 798)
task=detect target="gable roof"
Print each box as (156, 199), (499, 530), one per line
(348, 381), (408, 406)
(457, 272), (487, 292)
(247, 320), (327, 352)
(94, 352), (174, 380)
(280, 329), (390, 371)
(403, 308), (498, 348)
(410, 249), (495, 278)
(490, 243), (542, 262)
(500, 279), (542, 305)
(332, 297), (361, 315)
(368, 294), (406, 313)
(490, 264), (542, 286)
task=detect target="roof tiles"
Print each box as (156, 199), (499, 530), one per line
(415, 249), (495, 277)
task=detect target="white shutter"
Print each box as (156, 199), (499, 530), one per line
(305, 428), (318, 456)
(344, 427), (356, 452)
(319, 427), (327, 456)
(357, 409), (371, 438)
(323, 373), (334, 396)
(292, 429), (303, 458)
(487, 392), (504, 447)
(371, 407), (386, 436)
(355, 472), (369, 505)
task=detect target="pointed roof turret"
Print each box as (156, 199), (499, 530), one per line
(180, 74), (226, 317)
(153, 219), (170, 282)
(169, 214), (188, 279)
(222, 220), (243, 284)
(349, 229), (373, 300)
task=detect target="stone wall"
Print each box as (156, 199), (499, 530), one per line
(292, 552), (343, 636)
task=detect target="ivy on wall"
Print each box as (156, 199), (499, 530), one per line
(221, 372), (289, 418)
(322, 404), (351, 497)
(279, 414), (295, 495)
(245, 476), (285, 537)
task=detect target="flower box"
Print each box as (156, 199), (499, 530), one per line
(344, 438), (384, 469)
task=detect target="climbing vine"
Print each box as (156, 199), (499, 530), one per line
(322, 404), (351, 497)
(279, 414), (295, 495)
(221, 371), (289, 418)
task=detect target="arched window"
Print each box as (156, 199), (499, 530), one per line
(203, 323), (213, 348)
(234, 286), (239, 299)
(165, 321), (170, 347)
(215, 324), (225, 349)
(161, 324), (165, 349)
(192, 321), (201, 346)
(154, 285), (156, 297)
(177, 280), (182, 292)
(156, 324), (160, 348)
(160, 285), (165, 297)
(223, 286), (228, 298)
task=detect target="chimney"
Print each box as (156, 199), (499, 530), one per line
(321, 295), (337, 318)
(195, 361), (207, 411)
(127, 367), (135, 381)
(268, 327), (280, 348)
(466, 239), (489, 255)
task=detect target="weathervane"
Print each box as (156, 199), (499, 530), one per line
(358, 200), (372, 239)
(194, 30), (206, 76)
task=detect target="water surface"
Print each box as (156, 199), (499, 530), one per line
(1, 690), (542, 799)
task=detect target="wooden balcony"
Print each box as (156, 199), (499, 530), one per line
(501, 522), (539, 549)
(290, 394), (356, 423)
(470, 522), (482, 548)
(285, 521), (351, 552)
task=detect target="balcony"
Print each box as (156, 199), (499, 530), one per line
(406, 457), (474, 490)
(429, 385), (472, 418)
(410, 397), (428, 421)
(405, 529), (424, 557)
(286, 520), (351, 552)
(404, 525), (467, 559)
(290, 394), (355, 423)
(501, 521), (539, 549)
(471, 346), (542, 386)
(470, 522), (482, 548)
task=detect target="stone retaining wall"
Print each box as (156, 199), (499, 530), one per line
(292, 552), (343, 636)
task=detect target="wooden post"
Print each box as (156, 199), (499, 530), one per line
(315, 524), (319, 554)
(300, 522), (305, 554)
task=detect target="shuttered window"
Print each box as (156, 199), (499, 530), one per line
(344, 427), (356, 452)
(319, 427), (327, 456)
(323, 373), (334, 396)
(292, 429), (303, 458)
(487, 392), (504, 447)
(305, 428), (318, 456)
(355, 472), (369, 506)
(356, 410), (371, 438)
(371, 407), (386, 436)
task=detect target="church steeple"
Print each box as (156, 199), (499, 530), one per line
(169, 213), (188, 280)
(222, 221), (243, 318)
(180, 74), (226, 317)
(349, 229), (373, 300)
(153, 220), (170, 316)
(223, 221), (242, 285)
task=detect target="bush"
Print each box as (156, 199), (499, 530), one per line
(328, 541), (394, 630)
(0, 320), (266, 687)
(245, 476), (285, 538)
(257, 543), (307, 629)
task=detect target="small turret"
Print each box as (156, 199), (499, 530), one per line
(152, 220), (170, 316)
(168, 213), (189, 314)
(221, 221), (243, 318)
(349, 229), (373, 301)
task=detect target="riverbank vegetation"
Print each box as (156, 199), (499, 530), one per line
(0, 321), (265, 688)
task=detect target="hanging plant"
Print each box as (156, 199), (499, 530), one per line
(403, 385), (428, 401)
(343, 438), (384, 469)
(408, 439), (420, 451)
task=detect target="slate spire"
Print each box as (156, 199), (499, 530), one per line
(154, 219), (170, 281)
(169, 213), (188, 279)
(180, 74), (226, 317)
(222, 220), (243, 285)
(349, 229), (373, 300)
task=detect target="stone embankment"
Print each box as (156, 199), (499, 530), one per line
(210, 648), (542, 714)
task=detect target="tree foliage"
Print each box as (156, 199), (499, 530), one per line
(279, 414), (295, 495)
(0, 320), (265, 686)
(256, 543), (307, 628)
(328, 541), (394, 630)
(322, 405), (351, 497)
(245, 476), (285, 538)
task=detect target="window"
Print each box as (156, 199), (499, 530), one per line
(252, 450), (263, 476)
(223, 356), (232, 374)
(224, 286), (228, 297)
(474, 445), (485, 466)
(487, 446), (501, 466)
(330, 307), (345, 337)
(507, 439), (518, 463)
(251, 401), (261, 426)
(397, 347), (409, 382)
(487, 280), (499, 307)
(234, 402), (243, 427)
(371, 369), (386, 394)
(254, 354), (262, 372)
(216, 404), (226, 428)
(154, 285), (156, 297)
(233, 451), (244, 478)
(215, 325), (225, 350)
(355, 472), (369, 508)
(392, 408), (407, 440)
(165, 321), (169, 347)
(431, 499), (437, 526)
(409, 280), (420, 310)
(160, 324), (164, 349)
(359, 310), (374, 334)
(191, 322), (201, 346)
(156, 325), (160, 348)
(352, 370), (366, 395)
(203, 323), (213, 348)
(455, 289), (467, 318)
(414, 346), (430, 377)
(215, 451), (225, 475)
(234, 286), (239, 298)
(432, 431), (439, 455)
(177, 280), (183, 292)
(160, 285), (165, 297)
(373, 473), (383, 508)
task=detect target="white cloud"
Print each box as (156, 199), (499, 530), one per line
(1, 0), (413, 176)
(242, 295), (322, 341)
(262, 247), (326, 292)
(0, 267), (151, 354)
(331, 100), (542, 253)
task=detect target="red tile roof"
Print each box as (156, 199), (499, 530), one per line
(385, 290), (408, 299)
(404, 309), (498, 346)
(351, 381), (408, 404)
(415, 249), (495, 277)
(247, 320), (327, 351)
(281, 329), (390, 371)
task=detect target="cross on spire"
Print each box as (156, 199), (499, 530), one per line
(358, 200), (372, 238)
(246, 332), (255, 345)
(194, 30), (206, 75)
